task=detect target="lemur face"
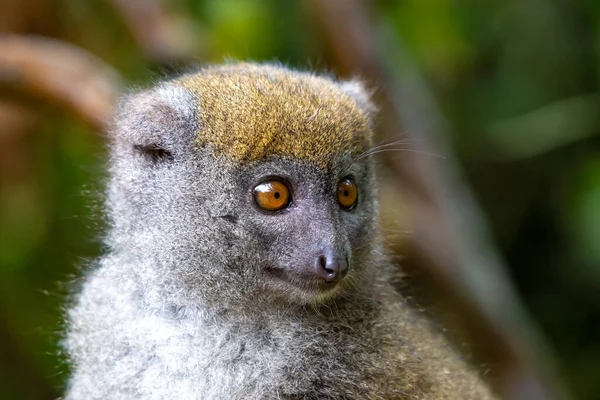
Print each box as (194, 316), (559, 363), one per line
(110, 64), (377, 305)
(230, 152), (376, 303)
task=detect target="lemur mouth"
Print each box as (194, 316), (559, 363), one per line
(263, 267), (340, 294)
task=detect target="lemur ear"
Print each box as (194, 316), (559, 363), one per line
(111, 84), (198, 162)
(338, 80), (378, 119)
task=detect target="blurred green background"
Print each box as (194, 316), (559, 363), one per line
(0, 0), (599, 399)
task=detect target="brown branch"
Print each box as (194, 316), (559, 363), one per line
(306, 1), (569, 399)
(0, 34), (122, 131)
(105, 0), (196, 62)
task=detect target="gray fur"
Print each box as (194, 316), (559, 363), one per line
(339, 80), (378, 118)
(64, 64), (495, 399)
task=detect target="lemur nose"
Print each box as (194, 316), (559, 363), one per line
(316, 254), (348, 282)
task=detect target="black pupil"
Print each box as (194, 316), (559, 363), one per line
(344, 190), (349, 197)
(274, 192), (280, 199)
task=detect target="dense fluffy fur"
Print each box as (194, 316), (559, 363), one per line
(64, 63), (495, 399)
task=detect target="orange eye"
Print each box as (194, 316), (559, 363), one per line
(253, 180), (291, 212)
(337, 178), (358, 210)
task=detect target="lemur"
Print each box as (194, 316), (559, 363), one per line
(64, 63), (496, 399)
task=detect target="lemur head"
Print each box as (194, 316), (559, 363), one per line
(108, 63), (379, 310)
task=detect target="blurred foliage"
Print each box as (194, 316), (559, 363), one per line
(0, 0), (599, 399)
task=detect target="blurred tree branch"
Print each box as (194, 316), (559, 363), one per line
(0, 34), (122, 131)
(105, 0), (197, 63)
(307, 1), (569, 399)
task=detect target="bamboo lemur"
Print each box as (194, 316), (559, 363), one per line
(64, 63), (496, 399)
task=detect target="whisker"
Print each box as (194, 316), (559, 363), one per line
(381, 228), (414, 235)
(361, 140), (414, 155)
(341, 143), (411, 175)
(372, 136), (405, 149)
(355, 148), (446, 161)
(359, 137), (428, 159)
(371, 134), (427, 149)
(340, 135), (439, 175)
(370, 132), (410, 148)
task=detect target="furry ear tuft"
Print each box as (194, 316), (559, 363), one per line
(111, 84), (198, 157)
(339, 80), (378, 118)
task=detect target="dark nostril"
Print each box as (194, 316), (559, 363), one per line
(319, 255), (329, 271)
(315, 255), (348, 283)
(320, 257), (336, 275)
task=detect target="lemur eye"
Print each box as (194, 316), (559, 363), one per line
(337, 178), (358, 211)
(253, 180), (291, 212)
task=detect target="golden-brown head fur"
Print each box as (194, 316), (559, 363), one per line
(175, 63), (372, 169)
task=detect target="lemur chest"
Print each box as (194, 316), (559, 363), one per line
(153, 318), (406, 400)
